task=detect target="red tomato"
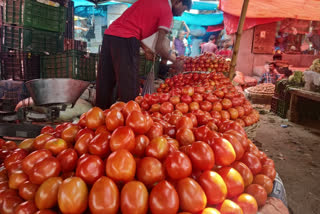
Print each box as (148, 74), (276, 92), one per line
(245, 184), (267, 207)
(110, 126), (136, 152)
(198, 170), (227, 205)
(164, 126), (177, 138)
(235, 106), (245, 118)
(14, 200), (38, 214)
(95, 126), (111, 135)
(165, 151), (192, 180)
(135, 95), (144, 104)
(8, 171), (28, 190)
(33, 134), (54, 150)
(193, 126), (210, 142)
(175, 102), (189, 113)
(231, 161), (253, 187)
(89, 176), (119, 214)
(261, 158), (275, 168)
(106, 149), (136, 182)
(88, 132), (110, 157)
(252, 174), (273, 194)
(149, 181), (179, 214)
(223, 134), (244, 160)
(74, 132), (93, 155)
(122, 101), (141, 118)
(29, 156), (61, 185)
(189, 102), (200, 111)
(34, 210), (57, 214)
(44, 138), (68, 155)
(160, 102), (174, 115)
(137, 157), (165, 188)
(188, 141), (215, 171)
(78, 113), (87, 128)
(200, 208), (221, 214)
(146, 122), (163, 140)
(217, 199), (243, 214)
(200, 101), (213, 112)
(145, 136), (169, 161)
(4, 149), (28, 172)
(58, 177), (88, 214)
(177, 177), (207, 213)
(120, 181), (148, 214)
(234, 193), (258, 214)
(57, 148), (78, 173)
(209, 138), (236, 167)
(192, 93), (203, 103)
(218, 167), (245, 198)
(212, 102), (223, 112)
(260, 165), (276, 181)
(105, 109), (124, 131)
(185, 113), (198, 127)
(169, 96), (180, 105)
(176, 116), (193, 130)
(86, 107), (105, 130)
(76, 155), (104, 185)
(35, 177), (62, 209)
(18, 181), (38, 201)
(206, 94), (219, 103)
(22, 149), (52, 176)
(126, 111), (149, 134)
(0, 195), (23, 214)
(61, 125), (80, 146)
(220, 110), (231, 120)
(132, 135), (150, 157)
(176, 128), (195, 146)
(241, 152), (262, 175)
(41, 126), (54, 134)
(168, 114), (181, 126)
(110, 101), (126, 111)
(18, 139), (34, 153)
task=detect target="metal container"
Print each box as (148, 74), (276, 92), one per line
(25, 78), (90, 106)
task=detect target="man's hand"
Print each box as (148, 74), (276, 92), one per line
(171, 60), (184, 73)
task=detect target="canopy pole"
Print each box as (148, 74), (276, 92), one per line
(229, 0), (250, 79)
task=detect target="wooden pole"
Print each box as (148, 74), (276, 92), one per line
(229, 0), (250, 79)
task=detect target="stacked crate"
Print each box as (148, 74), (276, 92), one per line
(272, 80), (291, 118)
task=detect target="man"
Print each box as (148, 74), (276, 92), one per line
(201, 35), (217, 54)
(96, 0), (192, 109)
(259, 62), (283, 84)
(217, 44), (232, 58)
(174, 30), (186, 56)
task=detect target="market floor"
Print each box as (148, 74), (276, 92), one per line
(250, 107), (320, 214)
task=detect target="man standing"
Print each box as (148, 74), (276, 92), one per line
(259, 62), (284, 84)
(96, 0), (192, 109)
(201, 35), (217, 54)
(174, 30), (187, 56)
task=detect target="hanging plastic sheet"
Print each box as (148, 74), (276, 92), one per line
(174, 12), (223, 26)
(207, 24), (224, 32)
(191, 1), (218, 11)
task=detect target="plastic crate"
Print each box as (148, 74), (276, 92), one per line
(64, 0), (74, 39)
(277, 99), (289, 118)
(0, 80), (29, 112)
(139, 52), (160, 79)
(271, 96), (279, 113)
(2, 25), (63, 53)
(64, 38), (87, 52)
(41, 50), (98, 81)
(4, 0), (66, 33)
(0, 50), (40, 81)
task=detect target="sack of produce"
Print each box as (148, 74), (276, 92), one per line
(244, 76), (258, 87)
(233, 71), (245, 85)
(259, 197), (289, 214)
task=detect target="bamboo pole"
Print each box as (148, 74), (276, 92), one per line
(229, 0), (250, 79)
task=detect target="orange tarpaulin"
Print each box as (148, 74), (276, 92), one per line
(220, 0), (320, 21)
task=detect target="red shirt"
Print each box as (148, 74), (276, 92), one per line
(105, 0), (173, 40)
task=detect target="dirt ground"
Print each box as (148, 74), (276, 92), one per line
(249, 106), (320, 214)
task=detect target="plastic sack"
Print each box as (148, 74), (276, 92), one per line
(244, 76), (258, 86)
(304, 70), (320, 91)
(233, 71), (245, 85)
(258, 197), (289, 214)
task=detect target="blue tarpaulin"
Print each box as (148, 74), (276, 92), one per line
(191, 1), (218, 10)
(174, 12), (223, 26)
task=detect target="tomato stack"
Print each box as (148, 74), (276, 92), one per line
(0, 94), (276, 213)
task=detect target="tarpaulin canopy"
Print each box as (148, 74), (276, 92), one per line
(191, 1), (218, 10)
(220, 0), (320, 21)
(174, 12), (223, 26)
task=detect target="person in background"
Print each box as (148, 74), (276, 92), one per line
(259, 62), (284, 84)
(217, 44), (232, 58)
(174, 30), (187, 56)
(96, 0), (192, 109)
(201, 35), (217, 54)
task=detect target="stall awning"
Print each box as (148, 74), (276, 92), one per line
(174, 12), (224, 26)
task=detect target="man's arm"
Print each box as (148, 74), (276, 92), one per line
(155, 29), (176, 62)
(259, 74), (266, 83)
(183, 21), (190, 39)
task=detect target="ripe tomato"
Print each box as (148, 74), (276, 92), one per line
(35, 177), (62, 209)
(217, 199), (243, 214)
(41, 126), (54, 134)
(4, 149), (28, 171)
(57, 148), (78, 173)
(200, 101), (213, 112)
(149, 181), (179, 214)
(89, 176), (119, 214)
(260, 165), (276, 181)
(110, 101), (126, 111)
(252, 174), (273, 194)
(189, 102), (200, 111)
(18, 138), (34, 153)
(193, 125), (210, 142)
(176, 116), (193, 130)
(209, 137), (236, 167)
(145, 136), (169, 161)
(165, 151), (192, 180)
(176, 128), (195, 146)
(34, 210), (57, 214)
(200, 208), (221, 214)
(120, 181), (148, 214)
(231, 161), (253, 187)
(0, 195), (23, 214)
(95, 126), (111, 135)
(220, 110), (230, 120)
(122, 101), (141, 118)
(88, 132), (110, 157)
(175, 102), (189, 113)
(192, 93), (203, 103)
(245, 184), (267, 207)
(110, 126), (136, 152)
(126, 111), (149, 134)
(76, 155), (104, 185)
(74, 132), (93, 155)
(61, 125), (80, 146)
(241, 152), (262, 175)
(212, 102), (223, 112)
(22, 149), (52, 176)
(218, 167), (244, 198)
(14, 200), (38, 214)
(135, 95), (144, 104)
(228, 108), (239, 120)
(223, 134), (244, 160)
(58, 177), (88, 214)
(234, 193), (258, 214)
(18, 181), (38, 201)
(198, 170), (227, 205)
(86, 107), (105, 130)
(169, 96), (180, 105)
(105, 109), (124, 131)
(44, 138), (68, 155)
(106, 149), (136, 182)
(235, 106), (245, 118)
(132, 135), (150, 157)
(29, 156), (61, 185)
(8, 171), (28, 190)
(33, 134), (54, 150)
(146, 122), (163, 140)
(137, 157), (165, 188)
(177, 177), (207, 213)
(168, 114), (181, 126)
(188, 141), (215, 171)
(160, 102), (174, 114)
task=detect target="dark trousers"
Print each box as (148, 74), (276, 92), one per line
(96, 34), (140, 109)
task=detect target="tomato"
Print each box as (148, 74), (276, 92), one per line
(212, 102), (223, 112)
(235, 106), (245, 118)
(126, 111), (149, 134)
(33, 134), (54, 150)
(260, 165), (276, 181)
(29, 156), (61, 185)
(182, 86), (194, 96)
(146, 122), (163, 140)
(209, 137), (236, 167)
(160, 102), (174, 115)
(145, 136), (169, 161)
(185, 113), (198, 127)
(106, 149), (136, 182)
(252, 174), (273, 194)
(131, 135), (150, 157)
(44, 138), (68, 155)
(110, 101), (126, 111)
(110, 126), (136, 152)
(164, 126), (176, 138)
(78, 113), (87, 128)
(176, 116), (193, 130)
(105, 109), (124, 132)
(165, 151), (192, 180)
(0, 195), (23, 214)
(58, 177), (88, 214)
(169, 96), (180, 105)
(140, 101), (150, 110)
(135, 95), (144, 104)
(188, 141), (215, 171)
(14, 200), (38, 214)
(175, 102), (189, 113)
(122, 101), (141, 118)
(0, 181), (8, 193)
(241, 152), (262, 175)
(245, 184), (267, 207)
(76, 155), (104, 185)
(192, 93), (203, 103)
(176, 128), (195, 146)
(200, 208), (221, 214)
(218, 167), (244, 198)
(223, 134), (244, 160)
(95, 126), (111, 135)
(41, 126), (54, 134)
(4, 149), (28, 172)
(8, 172), (28, 189)
(168, 114), (181, 126)
(189, 102), (200, 111)
(149, 181), (179, 214)
(193, 126), (210, 142)
(89, 176), (119, 214)
(120, 181), (148, 214)
(34, 210), (57, 214)
(137, 157), (165, 188)
(74, 133), (93, 155)
(261, 158), (275, 168)
(231, 161), (253, 187)
(200, 101), (212, 112)
(61, 125), (80, 146)
(35, 177), (62, 209)
(86, 107), (105, 130)
(18, 139), (34, 152)
(177, 177), (207, 212)
(88, 132), (110, 157)
(18, 181), (38, 201)
(57, 148), (78, 173)
(22, 149), (52, 176)
(217, 199), (243, 214)
(234, 193), (258, 214)
(198, 170), (227, 205)
(220, 110), (230, 120)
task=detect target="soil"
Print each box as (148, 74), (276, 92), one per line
(250, 106), (320, 214)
